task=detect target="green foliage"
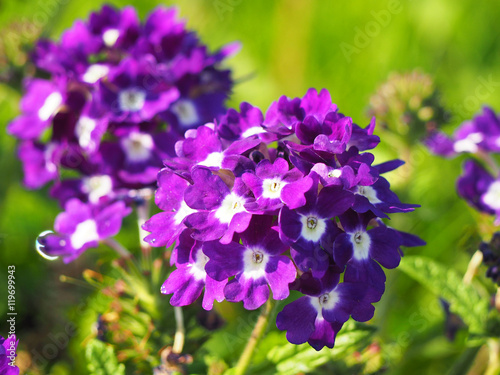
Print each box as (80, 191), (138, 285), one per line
(398, 256), (489, 335)
(85, 339), (125, 375)
(265, 321), (376, 375)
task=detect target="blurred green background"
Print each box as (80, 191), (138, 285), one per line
(1, 0), (500, 374)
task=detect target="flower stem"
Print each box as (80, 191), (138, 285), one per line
(477, 151), (500, 176)
(234, 298), (275, 375)
(104, 238), (133, 259)
(137, 198), (152, 272)
(463, 250), (483, 285)
(172, 306), (185, 354)
(485, 338), (500, 375)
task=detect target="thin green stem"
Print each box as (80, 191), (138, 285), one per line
(104, 237), (133, 259)
(485, 338), (500, 375)
(234, 298), (275, 375)
(172, 306), (185, 354)
(477, 151), (500, 176)
(463, 250), (483, 285)
(137, 199), (152, 272)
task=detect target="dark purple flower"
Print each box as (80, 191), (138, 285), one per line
(276, 271), (373, 350)
(426, 107), (500, 156)
(279, 175), (354, 271)
(87, 5), (140, 51)
(161, 230), (226, 310)
(99, 57), (179, 122)
(333, 210), (402, 297)
(348, 117), (380, 151)
(0, 335), (19, 375)
(352, 176), (419, 218)
(203, 215), (296, 309)
(457, 159), (499, 218)
(217, 102), (266, 142)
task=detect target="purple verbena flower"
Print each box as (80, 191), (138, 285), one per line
(37, 199), (131, 263)
(183, 167), (255, 244)
(276, 270), (375, 350)
(0, 335), (19, 375)
(203, 215), (296, 309)
(161, 230), (226, 310)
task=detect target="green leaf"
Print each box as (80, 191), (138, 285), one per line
(398, 256), (489, 334)
(85, 339), (125, 375)
(267, 320), (376, 374)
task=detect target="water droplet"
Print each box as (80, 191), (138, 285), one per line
(35, 230), (60, 261)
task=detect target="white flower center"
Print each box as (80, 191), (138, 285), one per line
(356, 185), (381, 204)
(241, 126), (266, 138)
(262, 178), (286, 199)
(327, 169), (342, 178)
(453, 132), (483, 153)
(75, 116), (97, 148)
(214, 193), (246, 224)
(309, 290), (340, 318)
(171, 100), (199, 127)
(241, 248), (268, 280)
(102, 28), (120, 47)
(44, 143), (58, 173)
(82, 175), (113, 203)
(189, 251), (209, 281)
(299, 214), (327, 242)
(198, 152), (224, 168)
(82, 64), (109, 83)
(70, 219), (99, 249)
(119, 88), (146, 112)
(483, 181), (500, 210)
(174, 201), (197, 225)
(121, 133), (154, 162)
(351, 230), (371, 260)
(38, 92), (63, 121)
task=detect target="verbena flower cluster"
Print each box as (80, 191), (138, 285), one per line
(7, 5), (237, 262)
(426, 107), (500, 285)
(426, 107), (500, 224)
(144, 88), (424, 350)
(0, 335), (19, 375)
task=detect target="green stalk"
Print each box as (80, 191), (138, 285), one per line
(234, 298), (275, 375)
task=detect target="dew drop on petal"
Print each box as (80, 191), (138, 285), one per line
(35, 230), (60, 261)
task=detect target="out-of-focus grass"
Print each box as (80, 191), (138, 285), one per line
(1, 0), (499, 374)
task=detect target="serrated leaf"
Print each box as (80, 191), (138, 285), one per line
(398, 256), (489, 334)
(85, 339), (125, 375)
(267, 320), (375, 374)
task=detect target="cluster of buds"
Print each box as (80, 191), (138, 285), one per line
(7, 5), (237, 262)
(144, 88), (424, 350)
(368, 70), (449, 142)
